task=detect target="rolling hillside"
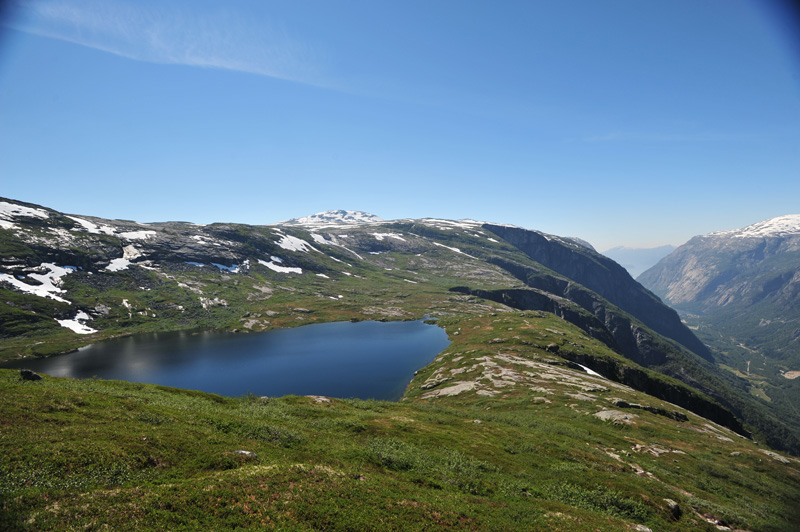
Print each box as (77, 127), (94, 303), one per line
(2, 198), (800, 529)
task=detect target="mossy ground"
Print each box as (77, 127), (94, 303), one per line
(2, 312), (799, 531)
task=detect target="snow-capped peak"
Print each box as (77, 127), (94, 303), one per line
(709, 214), (800, 239)
(277, 210), (384, 227)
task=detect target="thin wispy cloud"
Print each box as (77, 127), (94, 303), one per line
(5, 0), (328, 86)
(580, 131), (751, 143)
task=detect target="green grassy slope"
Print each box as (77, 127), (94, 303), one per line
(2, 313), (799, 531)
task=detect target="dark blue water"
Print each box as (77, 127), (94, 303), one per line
(2, 320), (449, 400)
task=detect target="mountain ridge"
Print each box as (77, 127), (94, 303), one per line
(1, 196), (797, 453)
(639, 214), (800, 312)
(707, 214), (800, 239)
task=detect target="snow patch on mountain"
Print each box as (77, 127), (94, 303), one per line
(119, 230), (157, 240)
(106, 258), (131, 272)
(279, 210), (384, 227)
(65, 214), (158, 240)
(212, 263), (240, 273)
(562, 237), (596, 251)
(310, 233), (333, 245)
(105, 245), (143, 272)
(418, 218), (484, 231)
(258, 259), (302, 274)
(276, 235), (319, 253)
(57, 310), (97, 334)
(0, 201), (49, 229)
(309, 233), (363, 260)
(67, 216), (116, 235)
(0, 263), (75, 303)
(371, 232), (406, 242)
(0, 201), (49, 220)
(433, 242), (475, 258)
(709, 214), (800, 239)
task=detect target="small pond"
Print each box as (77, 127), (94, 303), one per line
(1, 320), (450, 401)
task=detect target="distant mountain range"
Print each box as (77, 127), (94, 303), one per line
(602, 245), (676, 279)
(639, 215), (800, 312)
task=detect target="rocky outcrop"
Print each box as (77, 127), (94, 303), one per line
(483, 224), (711, 360)
(20, 369), (42, 381)
(552, 348), (747, 436)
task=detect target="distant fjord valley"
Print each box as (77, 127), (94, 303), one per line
(602, 245), (677, 279)
(2, 197), (800, 531)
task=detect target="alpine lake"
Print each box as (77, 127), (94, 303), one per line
(1, 320), (450, 401)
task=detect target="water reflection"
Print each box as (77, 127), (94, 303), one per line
(2, 320), (449, 401)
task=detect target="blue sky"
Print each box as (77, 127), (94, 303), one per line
(1, 0), (798, 250)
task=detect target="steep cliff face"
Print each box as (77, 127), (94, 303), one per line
(638, 215), (800, 364)
(451, 284), (677, 367)
(483, 223), (711, 360)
